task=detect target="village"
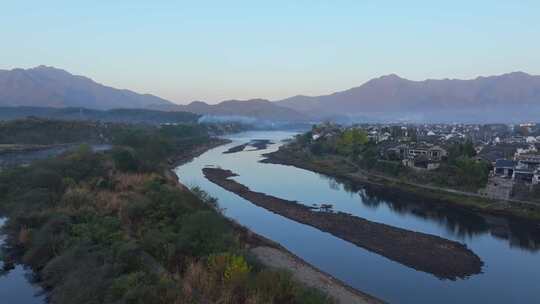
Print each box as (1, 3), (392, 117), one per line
(307, 122), (540, 202)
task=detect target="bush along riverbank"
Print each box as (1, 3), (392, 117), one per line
(203, 167), (483, 280)
(0, 125), (338, 304)
(263, 145), (540, 222)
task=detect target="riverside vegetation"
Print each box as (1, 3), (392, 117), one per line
(264, 128), (540, 221)
(0, 120), (334, 304)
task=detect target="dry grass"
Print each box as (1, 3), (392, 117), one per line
(95, 190), (125, 213)
(60, 172), (157, 215)
(17, 227), (31, 246)
(59, 187), (96, 214)
(181, 260), (254, 304)
(114, 173), (158, 192)
(182, 261), (213, 303)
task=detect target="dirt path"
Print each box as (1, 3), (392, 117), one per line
(251, 246), (384, 304)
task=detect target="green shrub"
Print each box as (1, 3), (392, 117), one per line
(69, 216), (123, 246)
(251, 269), (297, 302)
(177, 211), (235, 257)
(208, 253), (250, 283)
(112, 148), (140, 172)
(296, 288), (335, 304)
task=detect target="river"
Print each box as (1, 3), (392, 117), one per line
(0, 218), (45, 303)
(175, 131), (540, 304)
(1, 131), (538, 303)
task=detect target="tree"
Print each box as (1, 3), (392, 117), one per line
(407, 127), (418, 142)
(448, 140), (476, 163)
(112, 148), (139, 172)
(336, 129), (368, 156)
(177, 211), (234, 257)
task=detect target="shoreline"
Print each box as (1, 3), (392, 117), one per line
(171, 139), (385, 304)
(202, 167), (483, 280)
(262, 149), (540, 222)
(169, 137), (232, 168)
(164, 137), (232, 189)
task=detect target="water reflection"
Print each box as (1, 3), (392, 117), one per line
(0, 218), (45, 303)
(316, 169), (540, 252)
(176, 131), (540, 304)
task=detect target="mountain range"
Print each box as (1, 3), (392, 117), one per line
(0, 66), (173, 110)
(276, 72), (540, 122)
(0, 66), (305, 123)
(1, 66), (539, 123)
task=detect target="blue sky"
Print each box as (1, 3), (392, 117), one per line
(1, 1), (539, 103)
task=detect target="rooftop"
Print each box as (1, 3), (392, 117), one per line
(495, 159), (517, 168)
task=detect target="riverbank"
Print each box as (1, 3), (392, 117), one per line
(170, 138), (232, 167)
(203, 167), (483, 280)
(263, 148), (540, 222)
(164, 138), (232, 189)
(251, 246), (383, 304)
(172, 139), (383, 303)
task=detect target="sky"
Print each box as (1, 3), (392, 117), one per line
(1, 1), (539, 104)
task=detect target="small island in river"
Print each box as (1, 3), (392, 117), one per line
(203, 167), (484, 280)
(223, 139), (273, 154)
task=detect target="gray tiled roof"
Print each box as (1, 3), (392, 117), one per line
(495, 159), (516, 168)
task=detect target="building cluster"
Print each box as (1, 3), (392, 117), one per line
(493, 154), (540, 185)
(385, 143), (448, 170)
(310, 122), (540, 200)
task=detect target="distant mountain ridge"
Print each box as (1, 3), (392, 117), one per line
(152, 99), (310, 122)
(0, 66), (308, 123)
(276, 72), (540, 122)
(0, 66), (173, 110)
(2, 66), (539, 123)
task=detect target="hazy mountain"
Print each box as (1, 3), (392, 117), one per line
(276, 72), (540, 122)
(0, 66), (308, 123)
(4, 66), (537, 123)
(153, 99), (310, 122)
(0, 66), (174, 110)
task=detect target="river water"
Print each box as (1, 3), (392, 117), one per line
(1, 132), (538, 303)
(175, 131), (540, 304)
(0, 218), (44, 303)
